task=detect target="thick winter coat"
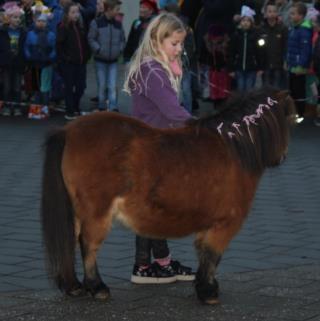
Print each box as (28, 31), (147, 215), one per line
(228, 27), (265, 72)
(0, 27), (26, 71)
(56, 22), (90, 65)
(88, 15), (125, 63)
(24, 27), (56, 67)
(286, 20), (313, 70)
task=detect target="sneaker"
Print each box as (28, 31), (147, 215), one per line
(295, 115), (304, 124)
(1, 106), (11, 116)
(90, 96), (98, 103)
(314, 117), (320, 127)
(170, 260), (195, 281)
(13, 108), (22, 116)
(131, 262), (176, 284)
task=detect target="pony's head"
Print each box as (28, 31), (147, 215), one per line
(189, 88), (296, 172)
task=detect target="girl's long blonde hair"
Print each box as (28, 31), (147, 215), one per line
(123, 12), (186, 95)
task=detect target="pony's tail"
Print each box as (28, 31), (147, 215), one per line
(41, 129), (75, 290)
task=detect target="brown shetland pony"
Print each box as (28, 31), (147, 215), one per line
(41, 88), (295, 304)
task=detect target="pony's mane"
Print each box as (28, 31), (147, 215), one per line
(188, 88), (295, 172)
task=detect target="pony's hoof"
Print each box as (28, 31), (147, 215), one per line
(66, 285), (86, 297)
(195, 279), (219, 304)
(204, 297), (220, 305)
(85, 282), (110, 300)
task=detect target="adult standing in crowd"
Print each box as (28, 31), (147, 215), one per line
(123, 0), (158, 63)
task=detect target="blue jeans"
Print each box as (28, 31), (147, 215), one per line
(181, 70), (192, 112)
(236, 71), (256, 92)
(262, 69), (283, 89)
(96, 61), (118, 111)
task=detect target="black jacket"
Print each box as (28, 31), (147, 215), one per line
(123, 16), (153, 62)
(259, 20), (288, 70)
(0, 27), (26, 71)
(228, 27), (265, 72)
(313, 32), (320, 77)
(56, 22), (90, 65)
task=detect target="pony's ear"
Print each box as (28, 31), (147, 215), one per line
(276, 90), (290, 101)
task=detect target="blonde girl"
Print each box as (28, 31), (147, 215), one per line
(124, 13), (194, 284)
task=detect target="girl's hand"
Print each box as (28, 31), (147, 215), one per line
(229, 72), (235, 78)
(257, 70), (263, 76)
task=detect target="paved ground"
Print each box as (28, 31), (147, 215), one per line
(0, 64), (320, 321)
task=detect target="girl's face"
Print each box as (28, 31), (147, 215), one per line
(159, 30), (186, 62)
(240, 17), (252, 30)
(68, 5), (80, 22)
(9, 13), (21, 28)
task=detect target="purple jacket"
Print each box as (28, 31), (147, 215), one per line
(131, 59), (191, 129)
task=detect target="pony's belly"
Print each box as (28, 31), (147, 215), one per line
(110, 197), (210, 238)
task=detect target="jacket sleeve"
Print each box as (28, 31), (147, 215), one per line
(227, 34), (236, 71)
(123, 21), (137, 62)
(56, 25), (67, 62)
(120, 25), (126, 53)
(48, 31), (56, 61)
(143, 67), (191, 126)
(87, 19), (100, 54)
(298, 27), (313, 68)
(24, 32), (32, 60)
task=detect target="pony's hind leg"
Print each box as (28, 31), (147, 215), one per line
(79, 217), (112, 300)
(195, 219), (243, 304)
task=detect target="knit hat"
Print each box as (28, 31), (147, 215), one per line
(3, 1), (24, 16)
(140, 0), (159, 13)
(240, 5), (256, 21)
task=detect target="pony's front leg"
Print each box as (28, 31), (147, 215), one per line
(195, 219), (243, 304)
(79, 219), (111, 300)
(194, 232), (221, 304)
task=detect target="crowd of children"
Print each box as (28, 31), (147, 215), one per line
(0, 0), (320, 125)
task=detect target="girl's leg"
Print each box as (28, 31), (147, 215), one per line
(235, 71), (245, 92)
(106, 62), (118, 111)
(245, 71), (256, 91)
(96, 61), (107, 110)
(1, 69), (12, 115)
(73, 64), (86, 113)
(60, 63), (76, 116)
(135, 236), (152, 266)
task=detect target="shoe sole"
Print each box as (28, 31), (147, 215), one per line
(176, 274), (195, 281)
(131, 275), (177, 284)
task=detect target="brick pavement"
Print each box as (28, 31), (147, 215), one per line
(0, 64), (319, 320)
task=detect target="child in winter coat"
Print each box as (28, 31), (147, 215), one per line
(88, 0), (125, 112)
(56, 2), (91, 120)
(259, 2), (288, 88)
(286, 2), (313, 122)
(24, 13), (56, 110)
(0, 4), (25, 116)
(228, 6), (264, 92)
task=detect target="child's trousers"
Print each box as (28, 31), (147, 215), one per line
(135, 236), (170, 266)
(289, 72), (306, 117)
